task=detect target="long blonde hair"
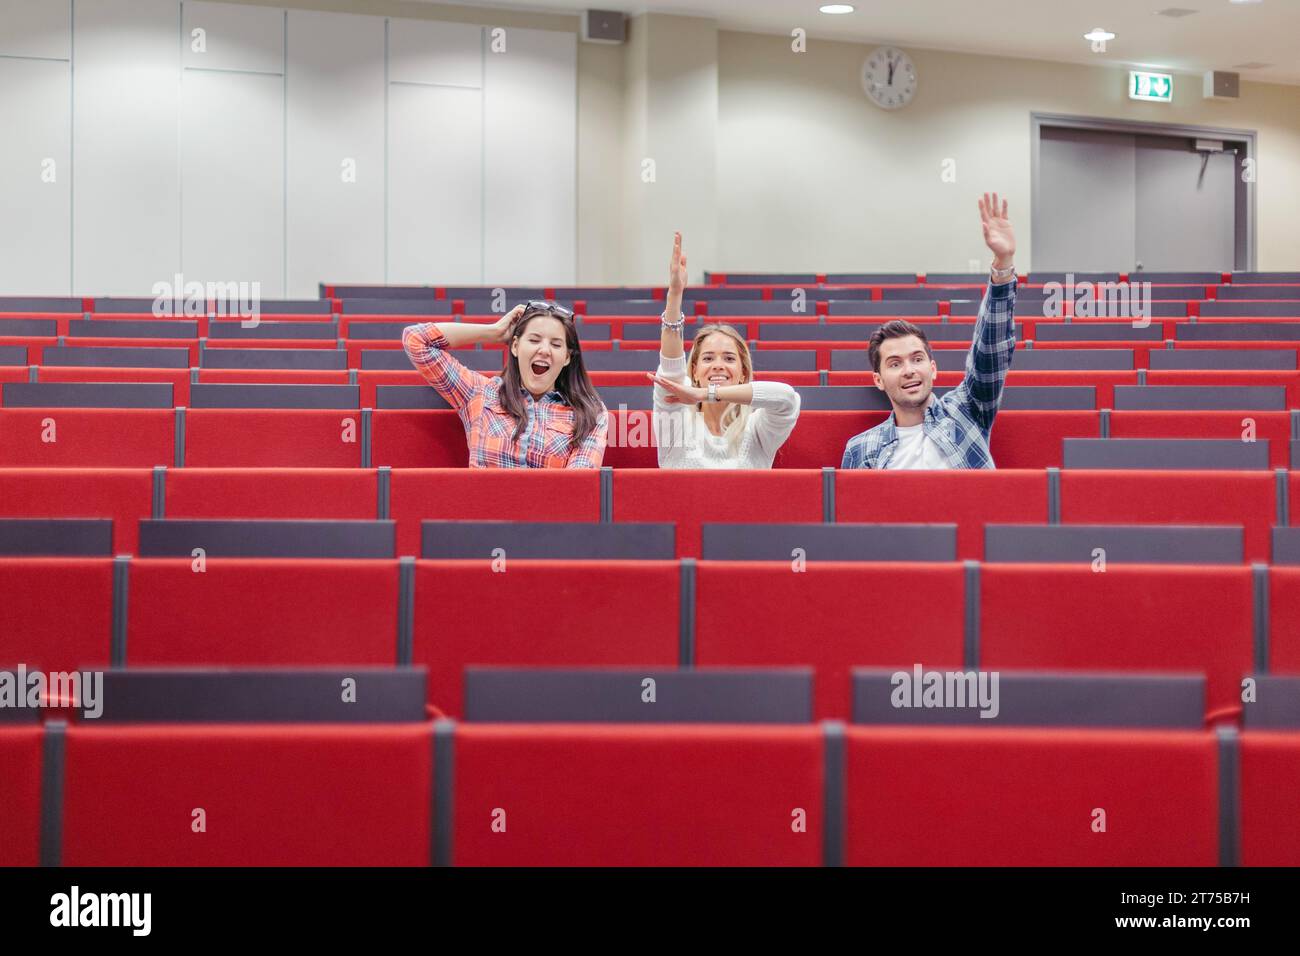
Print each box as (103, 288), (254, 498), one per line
(686, 323), (754, 453)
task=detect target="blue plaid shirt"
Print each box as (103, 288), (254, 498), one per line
(841, 280), (1017, 470)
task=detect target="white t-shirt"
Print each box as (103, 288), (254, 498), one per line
(886, 423), (951, 470)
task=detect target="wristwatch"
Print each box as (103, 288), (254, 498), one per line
(990, 261), (1016, 281)
(660, 309), (686, 334)
(706, 383), (719, 403)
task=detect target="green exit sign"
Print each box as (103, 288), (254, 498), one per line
(1130, 71), (1173, 102)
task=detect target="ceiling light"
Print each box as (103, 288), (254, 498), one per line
(819, 4), (855, 13)
(1084, 28), (1116, 42)
(1228, 1), (1263, 6)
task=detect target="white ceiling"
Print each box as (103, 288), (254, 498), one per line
(424, 0), (1300, 85)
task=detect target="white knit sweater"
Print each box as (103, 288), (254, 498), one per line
(652, 353), (802, 469)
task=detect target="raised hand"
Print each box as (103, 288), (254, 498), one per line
(668, 232), (688, 296)
(648, 371), (703, 405)
(978, 193), (1016, 264)
(494, 304), (526, 342)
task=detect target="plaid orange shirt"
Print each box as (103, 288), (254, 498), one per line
(402, 323), (608, 469)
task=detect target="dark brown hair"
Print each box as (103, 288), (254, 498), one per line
(868, 320), (933, 373)
(499, 304), (605, 445)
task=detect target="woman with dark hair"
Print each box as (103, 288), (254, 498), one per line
(402, 301), (608, 468)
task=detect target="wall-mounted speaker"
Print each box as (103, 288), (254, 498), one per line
(582, 9), (625, 44)
(1203, 71), (1240, 100)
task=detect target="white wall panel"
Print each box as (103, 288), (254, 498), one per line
(72, 0), (181, 296)
(285, 8), (384, 296)
(388, 17), (480, 87)
(182, 1), (284, 75)
(0, 0), (70, 60)
(0, 57), (71, 294)
(181, 70), (284, 296)
(483, 27), (575, 285)
(388, 83), (482, 284)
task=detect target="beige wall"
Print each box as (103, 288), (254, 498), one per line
(717, 30), (1300, 275)
(198, 1), (1300, 280)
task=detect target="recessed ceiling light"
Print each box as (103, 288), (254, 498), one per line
(1084, 28), (1116, 42)
(819, 4), (855, 13)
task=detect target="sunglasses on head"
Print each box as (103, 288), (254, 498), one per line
(521, 300), (574, 320)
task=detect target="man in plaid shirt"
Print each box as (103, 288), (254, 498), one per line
(841, 193), (1018, 470)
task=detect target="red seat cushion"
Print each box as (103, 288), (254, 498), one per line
(981, 564), (1253, 719)
(0, 558), (114, 673)
(412, 560), (679, 716)
(0, 467), (152, 554)
(127, 559), (399, 666)
(837, 469), (1048, 560)
(62, 723), (432, 865)
(845, 726), (1218, 865)
(0, 727), (43, 866)
(454, 724), (823, 866)
(0, 409), (173, 467)
(185, 410), (363, 467)
(612, 469), (823, 557)
(1239, 732), (1300, 866)
(695, 561), (965, 720)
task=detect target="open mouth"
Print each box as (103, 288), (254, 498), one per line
(903, 381), (923, 394)
(530, 361), (551, 377)
(706, 374), (730, 384)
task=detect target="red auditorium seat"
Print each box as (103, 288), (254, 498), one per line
(61, 723), (432, 865)
(412, 560), (679, 716)
(38, 367), (192, 406)
(836, 469), (1049, 560)
(776, 411), (885, 468)
(0, 558), (114, 673)
(358, 370), (425, 407)
(845, 727), (1218, 865)
(185, 410), (363, 467)
(390, 469), (600, 556)
(126, 559), (399, 666)
(980, 564), (1254, 718)
(372, 410), (471, 468)
(164, 468), (378, 525)
(988, 411), (1100, 468)
(1269, 568), (1300, 674)
(1109, 412), (1291, 469)
(0, 409), (174, 467)
(0, 468), (152, 554)
(0, 367), (28, 388)
(612, 469), (823, 557)
(599, 408), (657, 468)
(452, 724), (823, 866)
(0, 726), (43, 866)
(695, 562), (966, 719)
(1059, 470), (1276, 562)
(1239, 732), (1300, 865)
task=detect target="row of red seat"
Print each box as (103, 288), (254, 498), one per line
(2, 719), (1295, 865)
(6, 365), (1300, 409)
(0, 407), (1290, 469)
(2, 556), (1294, 719)
(0, 466), (1289, 560)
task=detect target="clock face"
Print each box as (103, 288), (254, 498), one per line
(862, 47), (917, 110)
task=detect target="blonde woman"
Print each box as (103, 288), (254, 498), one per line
(648, 233), (801, 469)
